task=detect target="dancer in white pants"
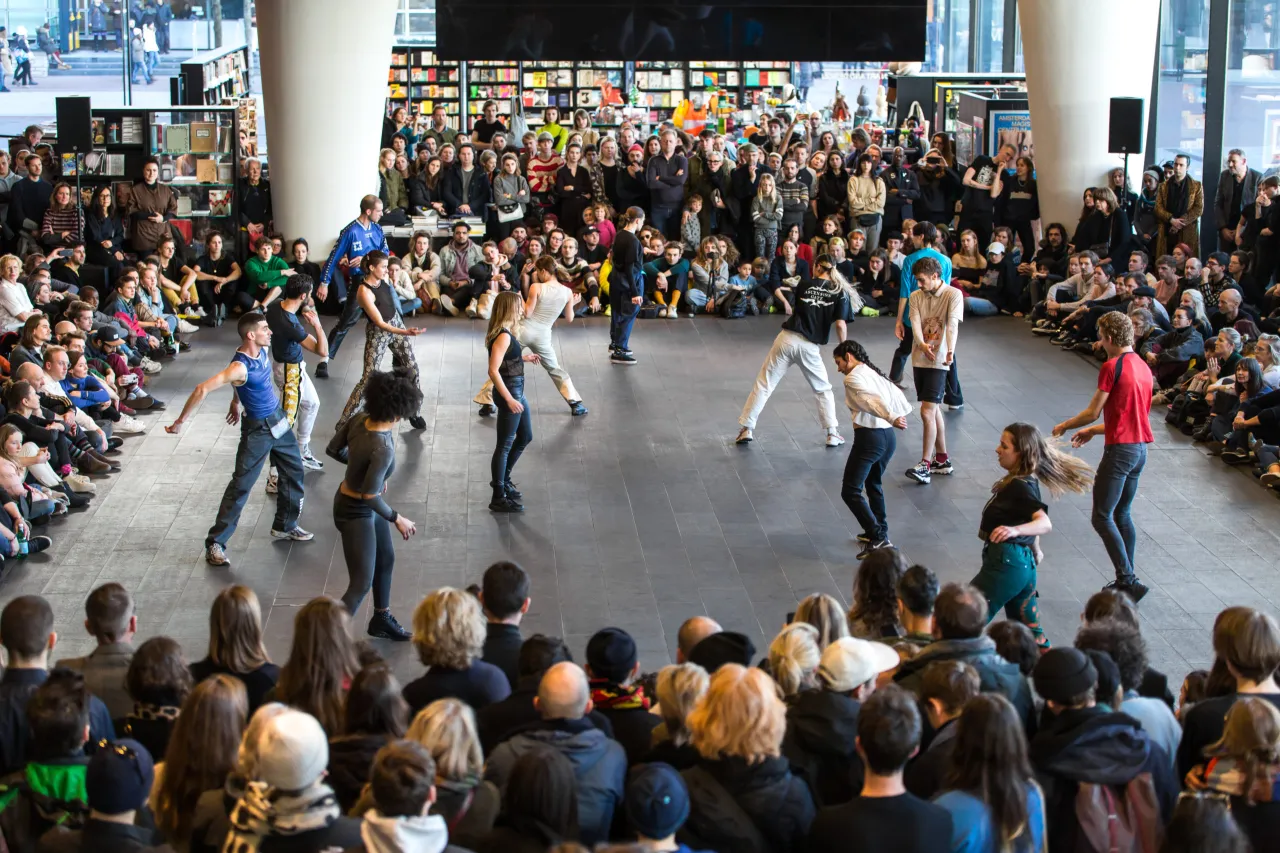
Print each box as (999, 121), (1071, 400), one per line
(474, 256), (588, 417)
(737, 255), (859, 447)
(265, 275), (329, 493)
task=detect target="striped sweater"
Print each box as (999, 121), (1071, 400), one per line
(526, 153), (564, 194)
(41, 206), (82, 243)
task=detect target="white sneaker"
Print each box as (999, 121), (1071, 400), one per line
(119, 373), (138, 387)
(177, 319), (200, 334)
(140, 357), (163, 374)
(270, 526), (314, 541)
(439, 294), (459, 316)
(301, 452), (324, 471)
(265, 471), (278, 494)
(114, 415), (147, 435)
(658, 307), (668, 318)
(465, 301), (478, 318)
(64, 472), (96, 494)
(667, 308), (679, 319)
(826, 432), (846, 448)
(193, 306), (208, 318)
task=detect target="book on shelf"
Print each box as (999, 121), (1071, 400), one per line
(80, 150), (107, 176)
(91, 119), (105, 145)
(217, 162), (233, 184)
(121, 116), (144, 145)
(209, 190), (231, 216)
(106, 153), (126, 176)
(190, 122), (216, 152)
(195, 159), (218, 183)
(159, 159), (175, 182)
(164, 124), (190, 152)
(176, 195), (193, 216)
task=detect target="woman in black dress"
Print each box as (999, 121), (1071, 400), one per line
(83, 185), (125, 284)
(555, 141), (593, 237)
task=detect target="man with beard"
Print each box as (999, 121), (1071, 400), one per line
(1155, 154), (1204, 257)
(881, 147), (920, 238)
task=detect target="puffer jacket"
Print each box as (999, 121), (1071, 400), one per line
(679, 754), (815, 853)
(781, 689), (863, 807)
(894, 635), (1036, 733)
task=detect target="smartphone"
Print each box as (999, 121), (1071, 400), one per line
(785, 611), (796, 624)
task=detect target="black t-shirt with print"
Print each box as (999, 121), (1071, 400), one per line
(782, 276), (855, 346)
(979, 475), (1047, 546)
(963, 155), (999, 215)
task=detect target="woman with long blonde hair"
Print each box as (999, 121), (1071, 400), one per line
(405, 698), (500, 844)
(486, 291), (540, 513)
(768, 622), (822, 698)
(972, 422), (1093, 650)
(647, 663), (709, 769)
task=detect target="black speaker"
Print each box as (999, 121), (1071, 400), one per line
(55, 97), (93, 152)
(1108, 98), (1144, 154)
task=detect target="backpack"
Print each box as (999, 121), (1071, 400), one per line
(1073, 773), (1163, 853)
(718, 289), (748, 319)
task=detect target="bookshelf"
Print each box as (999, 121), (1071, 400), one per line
(467, 60), (519, 126)
(171, 43), (251, 106)
(574, 61), (625, 115)
(147, 107), (241, 254)
(522, 61), (575, 123)
(633, 61), (687, 122)
(742, 62), (792, 110)
(387, 47), (461, 123)
(73, 108), (150, 213)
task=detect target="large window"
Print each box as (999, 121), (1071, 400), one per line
(974, 0), (1005, 72)
(394, 0), (436, 44)
(1223, 0), (1280, 177)
(1154, 0), (1211, 177)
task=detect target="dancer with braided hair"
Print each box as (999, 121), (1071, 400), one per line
(834, 339), (913, 558)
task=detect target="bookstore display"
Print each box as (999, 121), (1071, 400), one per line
(150, 108), (240, 250)
(388, 47), (462, 123)
(575, 61), (625, 116)
(467, 60), (518, 129)
(633, 61), (687, 119)
(523, 60), (574, 119)
(176, 44), (251, 106)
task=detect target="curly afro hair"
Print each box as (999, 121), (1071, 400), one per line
(365, 370), (423, 423)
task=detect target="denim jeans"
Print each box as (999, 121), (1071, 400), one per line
(398, 296), (423, 315)
(610, 287), (639, 350)
(1091, 442), (1148, 582)
(841, 427), (896, 541)
(650, 206), (679, 239)
(963, 296), (1000, 316)
(206, 410), (305, 547)
(334, 491), (395, 613)
(492, 377), (532, 499)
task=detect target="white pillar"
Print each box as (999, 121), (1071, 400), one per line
(256, 0), (397, 257)
(1019, 0), (1160, 229)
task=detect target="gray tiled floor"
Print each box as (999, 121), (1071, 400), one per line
(6, 313), (1278, 688)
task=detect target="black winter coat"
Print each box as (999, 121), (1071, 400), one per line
(327, 733), (391, 812)
(680, 755), (815, 853)
(781, 689), (864, 807)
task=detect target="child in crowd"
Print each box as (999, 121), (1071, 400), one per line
(681, 194), (703, 254)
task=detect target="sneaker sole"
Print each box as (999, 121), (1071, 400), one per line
(206, 555), (230, 567)
(930, 467), (955, 475)
(270, 530), (314, 541)
(367, 628), (412, 641)
(906, 472), (931, 484)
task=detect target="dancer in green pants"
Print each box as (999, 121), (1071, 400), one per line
(973, 422), (1093, 650)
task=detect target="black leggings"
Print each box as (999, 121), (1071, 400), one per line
(492, 377), (532, 499)
(334, 491), (395, 613)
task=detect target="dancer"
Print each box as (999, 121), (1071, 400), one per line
(609, 206), (646, 365)
(905, 255), (963, 484)
(487, 291), (542, 513)
(315, 194), (389, 379)
(165, 312), (312, 567)
(977, 422), (1093, 650)
(736, 254), (857, 447)
(1053, 310), (1154, 602)
(328, 370), (419, 641)
(474, 256), (588, 417)
(335, 251), (426, 431)
(833, 339), (912, 558)
(264, 275), (328, 496)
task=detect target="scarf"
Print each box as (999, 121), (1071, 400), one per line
(222, 779), (342, 853)
(589, 679), (650, 711)
(360, 810), (449, 853)
(1166, 176), (1190, 220)
(1203, 755), (1280, 804)
(130, 702), (181, 721)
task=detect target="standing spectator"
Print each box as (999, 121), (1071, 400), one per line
(404, 588), (511, 716)
(126, 159), (176, 255)
(484, 662), (625, 846)
(189, 585), (280, 714)
(442, 143), (490, 217)
(88, 0), (109, 51)
(83, 185), (125, 284)
(777, 159), (811, 241)
(239, 158), (272, 248)
(128, 27), (149, 84)
(1216, 149), (1262, 252)
(680, 664), (815, 853)
(9, 153), (51, 245)
(647, 128), (688, 239)
(554, 142), (593, 234)
(1155, 153), (1204, 257)
(525, 132), (563, 216)
(880, 147), (919, 242)
(992, 156), (1041, 258)
(959, 143), (1015, 250)
(480, 561), (530, 689)
(806, 685), (953, 853)
(54, 582), (136, 720)
(421, 105), (458, 149)
(0, 595), (114, 776)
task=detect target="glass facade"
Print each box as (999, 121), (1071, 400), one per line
(1154, 0), (1211, 177)
(1223, 0), (1280, 177)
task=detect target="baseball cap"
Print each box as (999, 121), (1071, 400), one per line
(94, 326), (123, 345)
(987, 242), (1006, 256)
(537, 131), (554, 143)
(625, 763), (690, 840)
(817, 637), (900, 693)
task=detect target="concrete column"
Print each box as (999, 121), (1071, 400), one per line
(256, 0), (397, 257)
(1019, 0), (1160, 229)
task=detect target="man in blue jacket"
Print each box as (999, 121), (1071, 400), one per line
(315, 195), (388, 379)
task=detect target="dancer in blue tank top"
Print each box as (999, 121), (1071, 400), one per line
(165, 311), (312, 567)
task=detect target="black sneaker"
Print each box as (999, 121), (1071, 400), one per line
(367, 610), (412, 641)
(489, 496), (525, 513)
(107, 437), (124, 451)
(315, 362), (329, 379)
(857, 539), (892, 560)
(409, 416), (426, 430)
(929, 458), (955, 475)
(26, 536), (51, 555)
(611, 352), (637, 365)
(906, 461), (932, 484)
(504, 481), (523, 501)
(569, 401), (588, 416)
(1221, 448), (1253, 465)
(1050, 332), (1073, 346)
(855, 533), (871, 543)
(478, 404), (496, 417)
(1105, 578), (1150, 603)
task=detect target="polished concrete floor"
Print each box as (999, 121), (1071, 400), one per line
(6, 312), (1277, 688)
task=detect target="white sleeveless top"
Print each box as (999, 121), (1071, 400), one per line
(527, 280), (571, 328)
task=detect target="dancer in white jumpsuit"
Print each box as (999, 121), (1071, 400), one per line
(736, 255), (859, 447)
(475, 256), (588, 417)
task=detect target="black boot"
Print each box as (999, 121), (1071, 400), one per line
(367, 609), (411, 641)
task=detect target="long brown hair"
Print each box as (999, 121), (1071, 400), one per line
(207, 585), (270, 674)
(152, 674), (247, 841)
(999, 422), (1094, 496)
(946, 693), (1036, 848)
(1205, 697), (1280, 805)
(276, 597), (359, 733)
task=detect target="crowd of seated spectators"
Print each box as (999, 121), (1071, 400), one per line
(0, 555), (1273, 853)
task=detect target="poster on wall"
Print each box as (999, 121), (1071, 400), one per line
(955, 120), (974, 167)
(991, 110), (1034, 160)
